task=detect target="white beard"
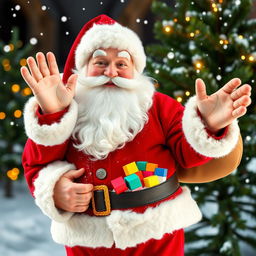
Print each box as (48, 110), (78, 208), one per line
(72, 70), (155, 160)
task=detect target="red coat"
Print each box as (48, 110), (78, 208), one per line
(22, 92), (239, 255)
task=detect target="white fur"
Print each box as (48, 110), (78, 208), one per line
(72, 72), (155, 160)
(182, 96), (240, 157)
(75, 23), (146, 73)
(33, 161), (76, 222)
(23, 97), (78, 146)
(50, 187), (201, 249)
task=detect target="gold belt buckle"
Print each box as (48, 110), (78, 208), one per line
(92, 185), (111, 216)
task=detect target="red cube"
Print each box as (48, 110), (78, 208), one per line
(111, 176), (128, 194)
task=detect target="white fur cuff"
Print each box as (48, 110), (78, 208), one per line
(34, 161), (76, 222)
(182, 96), (240, 158)
(50, 187), (201, 249)
(23, 97), (78, 146)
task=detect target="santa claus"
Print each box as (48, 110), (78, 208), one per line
(21, 15), (251, 256)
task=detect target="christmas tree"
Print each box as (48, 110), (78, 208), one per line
(0, 27), (32, 197)
(146, 0), (256, 255)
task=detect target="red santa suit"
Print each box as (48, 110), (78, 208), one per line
(22, 15), (240, 256)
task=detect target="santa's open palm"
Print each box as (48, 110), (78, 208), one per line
(20, 52), (77, 114)
(196, 78), (251, 132)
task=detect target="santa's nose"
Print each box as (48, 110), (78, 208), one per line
(104, 63), (118, 78)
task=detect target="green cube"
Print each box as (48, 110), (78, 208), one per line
(136, 161), (148, 171)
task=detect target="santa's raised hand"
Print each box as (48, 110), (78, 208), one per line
(196, 78), (251, 133)
(20, 52), (77, 114)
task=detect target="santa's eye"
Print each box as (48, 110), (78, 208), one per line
(95, 61), (107, 66)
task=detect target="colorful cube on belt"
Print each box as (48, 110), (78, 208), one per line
(111, 176), (128, 194)
(123, 161), (139, 176)
(124, 173), (142, 190)
(135, 171), (145, 186)
(142, 171), (154, 178)
(136, 161), (148, 171)
(146, 163), (158, 172)
(144, 175), (160, 188)
(154, 168), (168, 177)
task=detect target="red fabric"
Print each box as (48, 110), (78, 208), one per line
(62, 14), (116, 84)
(22, 92), (212, 254)
(65, 230), (184, 256)
(22, 92), (211, 196)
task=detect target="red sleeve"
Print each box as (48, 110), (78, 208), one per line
(22, 107), (70, 196)
(155, 93), (211, 168)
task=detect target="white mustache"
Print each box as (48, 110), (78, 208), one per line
(77, 75), (139, 90)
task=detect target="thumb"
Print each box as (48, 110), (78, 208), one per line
(66, 74), (78, 92)
(64, 168), (85, 180)
(195, 78), (207, 101)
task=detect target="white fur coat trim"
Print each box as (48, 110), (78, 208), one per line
(23, 97), (78, 146)
(34, 160), (76, 222)
(51, 186), (201, 249)
(182, 96), (240, 158)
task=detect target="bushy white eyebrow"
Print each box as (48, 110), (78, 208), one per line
(92, 49), (107, 58)
(118, 51), (131, 60)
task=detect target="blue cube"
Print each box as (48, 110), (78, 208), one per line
(154, 168), (168, 177)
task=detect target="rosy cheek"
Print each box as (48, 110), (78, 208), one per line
(87, 67), (102, 77)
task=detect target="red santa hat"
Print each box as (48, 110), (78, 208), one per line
(62, 14), (146, 84)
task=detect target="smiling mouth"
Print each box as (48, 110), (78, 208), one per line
(104, 82), (116, 87)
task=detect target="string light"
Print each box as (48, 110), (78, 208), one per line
(190, 32), (195, 38)
(173, 18), (178, 23)
(19, 58), (27, 66)
(176, 96), (182, 102)
(12, 84), (20, 93)
(185, 17), (190, 22)
(14, 110), (22, 118)
(241, 55), (246, 60)
(212, 3), (218, 12)
(194, 60), (203, 70)
(248, 55), (254, 62)
(0, 112), (6, 120)
(7, 168), (20, 180)
(9, 44), (15, 51)
(22, 87), (32, 96)
(185, 91), (191, 96)
(163, 25), (173, 34)
(238, 35), (244, 39)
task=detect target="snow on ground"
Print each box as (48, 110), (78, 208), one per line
(0, 180), (65, 256)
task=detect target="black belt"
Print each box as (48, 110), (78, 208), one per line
(91, 172), (180, 216)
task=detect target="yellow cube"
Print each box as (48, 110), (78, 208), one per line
(146, 163), (158, 172)
(144, 175), (160, 188)
(123, 162), (139, 176)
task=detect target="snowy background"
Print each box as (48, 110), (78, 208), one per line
(0, 181), (65, 256)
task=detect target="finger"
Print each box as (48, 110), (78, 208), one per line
(36, 52), (50, 77)
(64, 168), (85, 180)
(76, 193), (93, 203)
(233, 95), (251, 108)
(195, 78), (208, 101)
(232, 106), (247, 118)
(27, 56), (44, 82)
(222, 78), (241, 94)
(76, 183), (94, 194)
(20, 66), (38, 89)
(75, 205), (89, 213)
(46, 52), (60, 75)
(66, 74), (78, 92)
(231, 84), (252, 100)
